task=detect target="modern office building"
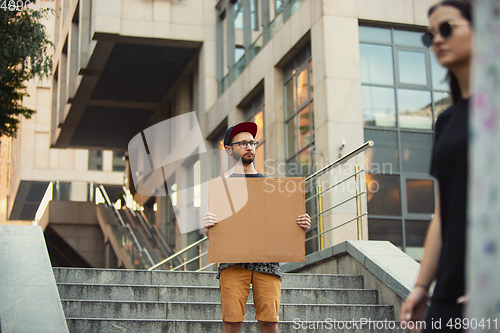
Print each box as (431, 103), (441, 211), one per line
(2, 0), (446, 267)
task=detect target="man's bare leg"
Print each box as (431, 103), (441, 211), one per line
(222, 321), (243, 333)
(257, 321), (278, 333)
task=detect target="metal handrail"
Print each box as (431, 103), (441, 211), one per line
(171, 250), (208, 271)
(149, 141), (374, 271)
(149, 236), (208, 270)
(305, 169), (365, 203)
(305, 141), (373, 182)
(306, 213), (368, 242)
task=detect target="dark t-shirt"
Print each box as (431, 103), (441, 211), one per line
(216, 172), (283, 279)
(429, 98), (469, 302)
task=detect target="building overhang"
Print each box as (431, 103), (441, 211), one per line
(9, 181), (50, 221)
(53, 34), (201, 150)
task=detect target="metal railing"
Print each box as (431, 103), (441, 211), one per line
(304, 141), (373, 250)
(97, 185), (155, 269)
(149, 141), (374, 271)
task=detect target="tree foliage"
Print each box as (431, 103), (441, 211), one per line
(0, 2), (53, 137)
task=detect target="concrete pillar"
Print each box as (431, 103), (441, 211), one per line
(309, 0), (368, 242)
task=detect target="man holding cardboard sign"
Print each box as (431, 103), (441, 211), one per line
(202, 122), (311, 333)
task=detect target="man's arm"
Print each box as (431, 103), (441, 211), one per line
(400, 186), (442, 332)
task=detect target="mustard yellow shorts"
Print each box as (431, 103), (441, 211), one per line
(219, 265), (281, 322)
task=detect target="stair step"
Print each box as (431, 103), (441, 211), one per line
(53, 267), (364, 289)
(58, 283), (378, 304)
(62, 300), (394, 321)
(66, 318), (406, 333)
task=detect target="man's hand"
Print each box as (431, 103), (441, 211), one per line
(297, 213), (311, 230)
(399, 286), (429, 332)
(202, 212), (218, 229)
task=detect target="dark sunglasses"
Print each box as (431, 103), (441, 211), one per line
(422, 20), (469, 48)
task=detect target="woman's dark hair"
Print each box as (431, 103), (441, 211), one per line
(428, 0), (473, 104)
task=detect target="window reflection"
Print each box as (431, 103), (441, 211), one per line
(299, 149), (312, 177)
(368, 218), (403, 247)
(285, 79), (295, 119)
(398, 51), (427, 85)
(286, 117), (297, 159)
(364, 129), (399, 173)
(359, 26), (391, 44)
(88, 150), (103, 171)
(297, 68), (309, 106)
(366, 174), (402, 216)
(400, 132), (433, 173)
(397, 89), (432, 130)
(234, 0), (243, 29)
(298, 105), (311, 149)
(360, 44), (394, 85)
(393, 30), (424, 47)
(431, 53), (449, 90)
(406, 179), (435, 214)
(235, 46), (245, 63)
(405, 219), (431, 247)
(362, 86), (396, 127)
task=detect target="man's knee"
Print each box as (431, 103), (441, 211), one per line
(257, 321), (278, 333)
(222, 321), (243, 333)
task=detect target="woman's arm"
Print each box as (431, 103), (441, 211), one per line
(400, 186), (442, 331)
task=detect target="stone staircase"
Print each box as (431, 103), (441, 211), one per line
(54, 267), (404, 332)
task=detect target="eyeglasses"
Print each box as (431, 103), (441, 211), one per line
(230, 140), (259, 149)
(422, 20), (469, 47)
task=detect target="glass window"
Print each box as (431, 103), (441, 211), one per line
(284, 45), (314, 176)
(234, 0), (243, 29)
(398, 51), (427, 86)
(251, 0), (259, 31)
(359, 26), (391, 44)
(400, 132), (433, 173)
(360, 44), (394, 85)
(298, 105), (311, 149)
(393, 30), (424, 47)
(112, 151), (126, 172)
(298, 149), (313, 177)
(275, 0), (284, 15)
(406, 179), (435, 214)
(366, 174), (401, 216)
(364, 129), (399, 173)
(285, 78), (296, 119)
(397, 89), (432, 130)
(360, 26), (441, 255)
(286, 117), (297, 159)
(245, 91), (265, 174)
(431, 53), (449, 90)
(297, 67), (309, 106)
(362, 86), (396, 127)
(405, 219), (430, 247)
(368, 218), (403, 247)
(88, 150), (103, 171)
(235, 46), (245, 63)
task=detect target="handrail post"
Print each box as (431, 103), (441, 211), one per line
(317, 182), (324, 251)
(169, 262), (173, 270)
(354, 155), (363, 240)
(183, 258), (187, 271)
(199, 245), (202, 270)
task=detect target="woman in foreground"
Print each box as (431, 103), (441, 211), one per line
(400, 0), (473, 332)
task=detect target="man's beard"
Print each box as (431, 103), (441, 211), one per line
(232, 149), (255, 165)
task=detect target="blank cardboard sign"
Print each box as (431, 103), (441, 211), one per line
(207, 177), (306, 263)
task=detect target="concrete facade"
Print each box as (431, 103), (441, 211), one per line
(2, 0), (441, 266)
